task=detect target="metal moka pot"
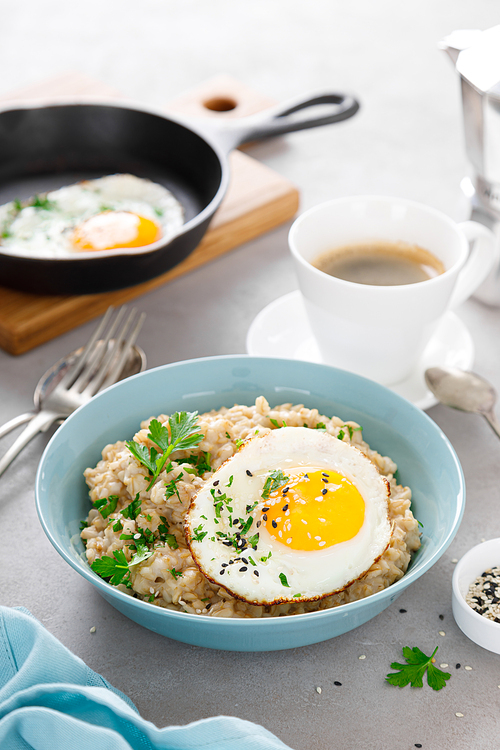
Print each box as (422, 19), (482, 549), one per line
(441, 25), (500, 305)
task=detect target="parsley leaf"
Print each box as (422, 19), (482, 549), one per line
(279, 572), (290, 587)
(91, 549), (131, 586)
(386, 646), (451, 691)
(126, 412), (204, 490)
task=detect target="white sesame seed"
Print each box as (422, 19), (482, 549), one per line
(319, 541), (326, 547)
(89, 626), (96, 634)
(287, 538), (292, 544)
(359, 654), (366, 660)
(133, 533), (141, 539)
(440, 663), (449, 669)
(455, 713), (464, 718)
(301, 519), (308, 525)
(451, 558), (458, 563)
(439, 631), (445, 636)
(465, 666), (472, 671)
(315, 686), (322, 694)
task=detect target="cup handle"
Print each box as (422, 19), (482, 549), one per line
(448, 221), (497, 308)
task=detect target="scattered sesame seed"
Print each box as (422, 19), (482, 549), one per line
(439, 631), (445, 636)
(455, 713), (464, 718)
(465, 666), (472, 671)
(359, 654), (366, 660)
(253, 570), (259, 576)
(399, 608), (407, 613)
(455, 663), (461, 669)
(213, 480), (219, 486)
(321, 488), (328, 495)
(322, 477), (328, 483)
(439, 614), (444, 620)
(89, 626), (96, 634)
(415, 745), (422, 749)
(451, 558), (458, 563)
(440, 663), (449, 669)
(220, 569), (225, 575)
(316, 686), (322, 694)
(481, 538), (486, 542)
(334, 681), (342, 686)
(246, 470), (253, 476)
(239, 566), (248, 572)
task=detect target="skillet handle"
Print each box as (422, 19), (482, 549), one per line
(208, 92), (360, 152)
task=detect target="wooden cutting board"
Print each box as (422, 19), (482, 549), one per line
(0, 73), (299, 355)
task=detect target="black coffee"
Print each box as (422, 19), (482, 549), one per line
(313, 241), (445, 286)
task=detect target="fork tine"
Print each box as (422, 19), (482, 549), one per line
(85, 309), (146, 396)
(73, 306), (126, 392)
(57, 306), (116, 389)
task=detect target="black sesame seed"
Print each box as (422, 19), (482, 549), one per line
(322, 477), (328, 483)
(415, 745), (422, 749)
(239, 566), (248, 572)
(221, 563), (228, 567)
(246, 470), (253, 476)
(213, 480), (219, 486)
(439, 614), (444, 620)
(253, 570), (259, 576)
(262, 514), (268, 522)
(304, 474), (309, 479)
(282, 504), (289, 512)
(399, 608), (407, 613)
(262, 507), (270, 512)
(223, 541), (232, 547)
(256, 521), (261, 528)
(321, 488), (327, 495)
(233, 519), (239, 526)
(206, 603), (211, 610)
(282, 487), (289, 494)
(334, 681), (342, 686)
(272, 520), (278, 528)
(220, 569), (225, 575)
(229, 559), (234, 564)
(455, 663), (461, 669)
(241, 558), (248, 564)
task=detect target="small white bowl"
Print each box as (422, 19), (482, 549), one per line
(452, 538), (500, 654)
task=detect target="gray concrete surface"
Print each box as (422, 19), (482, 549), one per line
(1, 2), (500, 749)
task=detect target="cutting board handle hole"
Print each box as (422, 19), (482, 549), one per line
(203, 96), (237, 112)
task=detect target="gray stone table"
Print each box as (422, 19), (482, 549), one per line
(1, 2), (500, 748)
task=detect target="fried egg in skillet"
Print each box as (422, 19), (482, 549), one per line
(0, 174), (184, 258)
(185, 426), (392, 606)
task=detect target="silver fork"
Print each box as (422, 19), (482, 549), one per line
(0, 305), (146, 477)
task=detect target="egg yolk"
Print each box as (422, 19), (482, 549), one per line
(72, 211), (162, 251)
(263, 468), (365, 551)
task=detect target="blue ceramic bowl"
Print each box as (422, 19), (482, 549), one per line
(36, 355), (464, 651)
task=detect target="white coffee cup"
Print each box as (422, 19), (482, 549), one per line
(289, 195), (496, 385)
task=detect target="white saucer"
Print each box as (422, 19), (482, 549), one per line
(246, 290), (475, 410)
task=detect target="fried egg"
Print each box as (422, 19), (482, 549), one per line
(0, 174), (184, 258)
(185, 427), (392, 606)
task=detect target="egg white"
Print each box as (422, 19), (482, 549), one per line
(0, 173), (184, 258)
(185, 427), (392, 606)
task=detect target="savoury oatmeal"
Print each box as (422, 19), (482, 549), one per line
(81, 397), (421, 617)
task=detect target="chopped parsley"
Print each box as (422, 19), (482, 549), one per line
(279, 573), (290, 588)
(262, 469), (289, 499)
(386, 646), (451, 691)
(121, 493), (142, 520)
(93, 494), (119, 519)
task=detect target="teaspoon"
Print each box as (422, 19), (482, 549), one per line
(424, 366), (500, 439)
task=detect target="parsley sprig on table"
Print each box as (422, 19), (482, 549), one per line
(386, 646), (451, 691)
(126, 411), (204, 490)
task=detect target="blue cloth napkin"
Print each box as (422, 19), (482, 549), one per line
(0, 606), (292, 750)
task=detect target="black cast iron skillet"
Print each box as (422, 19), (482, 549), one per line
(0, 91), (359, 295)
